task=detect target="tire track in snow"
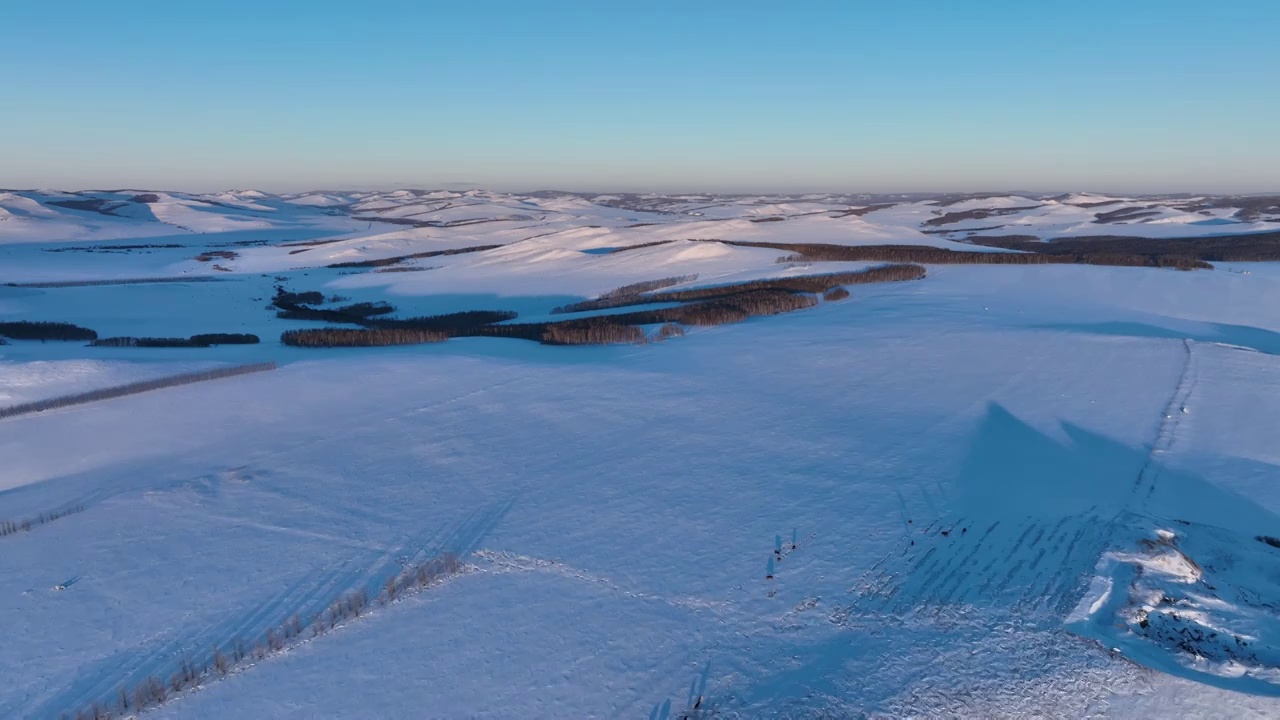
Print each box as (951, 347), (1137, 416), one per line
(843, 341), (1202, 625)
(904, 518), (976, 610)
(930, 521), (1000, 606)
(876, 545), (938, 608)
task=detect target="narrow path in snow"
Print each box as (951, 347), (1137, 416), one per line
(1129, 338), (1198, 504)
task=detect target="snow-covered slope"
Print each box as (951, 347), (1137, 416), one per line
(0, 190), (360, 244)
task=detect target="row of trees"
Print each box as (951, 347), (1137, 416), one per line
(280, 328), (447, 347)
(971, 231), (1280, 263)
(553, 274), (700, 313)
(373, 310), (518, 331)
(274, 300), (395, 324)
(272, 289), (325, 305)
(89, 334), (260, 348)
(0, 363), (276, 420)
(194, 250), (238, 262)
(0, 321), (98, 341)
(553, 264), (926, 314)
(542, 319), (647, 345)
(0, 503), (84, 538)
(599, 274), (700, 299)
(604, 239), (676, 254)
(452, 289), (832, 346)
(67, 554), (464, 720)
(285, 263), (928, 349)
(326, 243), (500, 269)
(690, 239), (1213, 270)
(922, 206), (1038, 227)
(272, 290), (516, 333)
(292, 266), (921, 347)
(4, 277), (225, 289)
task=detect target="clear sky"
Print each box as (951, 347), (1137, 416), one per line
(2, 0), (1277, 194)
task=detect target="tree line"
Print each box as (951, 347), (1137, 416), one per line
(0, 321), (98, 341)
(89, 334), (260, 348)
(553, 265), (926, 314)
(0, 363), (277, 420)
(325, 243), (500, 269)
(696, 239), (1213, 270)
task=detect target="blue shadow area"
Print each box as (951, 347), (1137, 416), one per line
(1036, 320), (1280, 355)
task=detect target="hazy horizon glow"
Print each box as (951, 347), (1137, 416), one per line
(3, 0), (1278, 194)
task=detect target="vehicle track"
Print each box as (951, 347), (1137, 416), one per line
(837, 508), (1113, 623)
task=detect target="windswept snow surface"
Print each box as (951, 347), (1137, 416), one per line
(4, 190), (1280, 718)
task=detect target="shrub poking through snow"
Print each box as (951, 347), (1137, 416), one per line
(194, 250), (238, 262)
(64, 553), (465, 720)
(823, 287), (850, 301)
(654, 323), (685, 341)
(0, 321), (98, 341)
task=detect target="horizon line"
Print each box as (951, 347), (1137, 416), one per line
(3, 186), (1279, 199)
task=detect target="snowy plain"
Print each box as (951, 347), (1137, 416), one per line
(3, 189), (1280, 718)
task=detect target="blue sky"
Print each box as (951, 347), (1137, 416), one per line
(2, 0), (1277, 193)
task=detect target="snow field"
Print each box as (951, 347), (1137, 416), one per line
(4, 188), (1280, 716)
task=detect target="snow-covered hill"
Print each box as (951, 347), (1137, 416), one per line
(4, 188), (1278, 250)
(4, 188), (1280, 718)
